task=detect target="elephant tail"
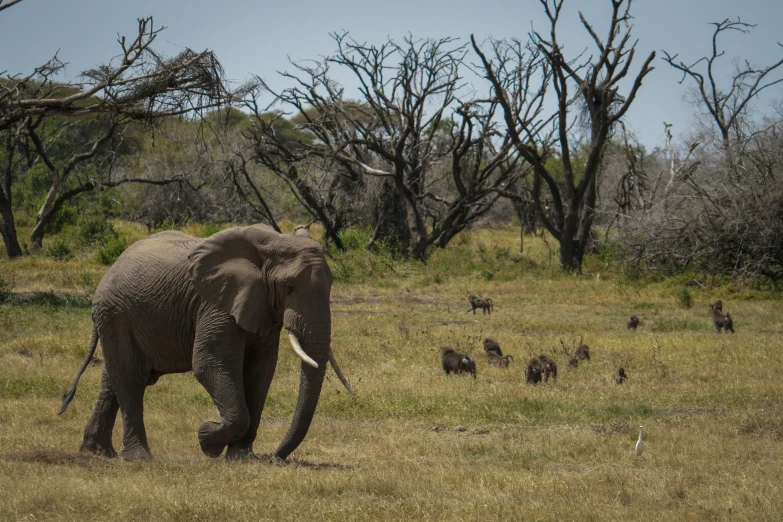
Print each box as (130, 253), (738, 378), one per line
(58, 326), (99, 415)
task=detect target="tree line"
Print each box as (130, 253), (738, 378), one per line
(1, 0), (782, 283)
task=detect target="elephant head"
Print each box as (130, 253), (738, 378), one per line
(188, 224), (352, 459)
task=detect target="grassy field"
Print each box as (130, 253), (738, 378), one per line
(1, 224), (782, 521)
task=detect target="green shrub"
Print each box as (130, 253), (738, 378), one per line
(75, 216), (119, 247)
(674, 286), (693, 309)
(44, 239), (72, 260)
(200, 223), (222, 238)
(96, 236), (128, 265)
(44, 203), (78, 234)
(338, 229), (372, 251)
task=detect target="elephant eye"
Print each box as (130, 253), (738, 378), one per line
(284, 282), (295, 296)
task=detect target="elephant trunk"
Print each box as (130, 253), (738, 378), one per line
(274, 360), (326, 460)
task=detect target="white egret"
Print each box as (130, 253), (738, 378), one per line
(635, 426), (644, 456)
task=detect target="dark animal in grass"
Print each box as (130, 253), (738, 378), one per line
(525, 358), (542, 384)
(440, 348), (477, 379)
(567, 358), (579, 369)
(575, 343), (590, 360)
(537, 354), (558, 382)
(16, 349), (33, 358)
(615, 368), (627, 385)
(467, 295), (493, 315)
(709, 301), (734, 333)
(627, 315), (639, 330)
(487, 353), (513, 368)
(483, 337), (502, 356)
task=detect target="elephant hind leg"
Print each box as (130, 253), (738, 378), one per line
(193, 350), (250, 458)
(80, 367), (119, 458)
(102, 335), (153, 461)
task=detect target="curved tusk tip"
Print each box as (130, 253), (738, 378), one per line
(306, 360), (319, 369)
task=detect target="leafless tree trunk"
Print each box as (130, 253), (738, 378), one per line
(473, 0), (655, 271)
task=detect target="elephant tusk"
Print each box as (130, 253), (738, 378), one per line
(328, 349), (355, 395)
(288, 333), (319, 369)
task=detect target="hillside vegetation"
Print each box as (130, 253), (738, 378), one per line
(1, 224), (782, 521)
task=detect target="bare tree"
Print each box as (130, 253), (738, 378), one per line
(662, 18), (783, 159)
(0, 5), (242, 257)
(249, 34), (519, 260)
(473, 0), (655, 271)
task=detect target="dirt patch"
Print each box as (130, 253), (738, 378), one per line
(253, 454), (356, 470)
(6, 449), (110, 469)
(737, 419), (783, 439)
(331, 295), (382, 305)
(332, 310), (386, 315)
(591, 421), (635, 436)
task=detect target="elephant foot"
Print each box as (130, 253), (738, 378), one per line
(119, 445), (152, 461)
(198, 421), (227, 458)
(80, 439), (117, 458)
(225, 445), (257, 461)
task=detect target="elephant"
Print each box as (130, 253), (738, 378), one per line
(59, 224), (353, 461)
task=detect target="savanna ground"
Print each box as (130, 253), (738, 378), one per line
(1, 222), (782, 521)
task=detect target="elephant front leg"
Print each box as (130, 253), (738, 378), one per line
(80, 368), (119, 458)
(225, 339), (280, 460)
(193, 347), (250, 458)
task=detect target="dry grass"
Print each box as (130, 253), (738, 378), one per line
(1, 225), (782, 520)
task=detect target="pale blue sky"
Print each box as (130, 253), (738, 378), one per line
(2, 0), (782, 148)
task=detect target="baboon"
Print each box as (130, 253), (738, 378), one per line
(440, 348), (477, 379)
(709, 301), (734, 333)
(467, 295), (493, 315)
(627, 315), (639, 330)
(525, 358), (542, 384)
(537, 354), (558, 382)
(568, 357), (578, 369)
(615, 368), (627, 384)
(487, 353), (513, 368)
(483, 337), (502, 356)
(575, 343), (590, 360)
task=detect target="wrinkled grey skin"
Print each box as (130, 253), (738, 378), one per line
(537, 354), (557, 382)
(525, 358), (542, 384)
(709, 301), (734, 333)
(487, 353), (513, 368)
(627, 315), (639, 330)
(60, 225), (344, 461)
(467, 295), (493, 315)
(483, 338), (502, 356)
(440, 348), (477, 379)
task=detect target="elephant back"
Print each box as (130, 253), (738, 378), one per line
(93, 231), (204, 317)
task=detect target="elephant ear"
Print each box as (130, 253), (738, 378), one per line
(188, 225), (279, 336)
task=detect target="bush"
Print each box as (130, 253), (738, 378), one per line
(75, 217), (119, 247)
(96, 236), (128, 265)
(44, 203), (79, 234)
(674, 286), (693, 309)
(200, 223), (222, 238)
(44, 239), (73, 260)
(338, 229), (372, 251)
